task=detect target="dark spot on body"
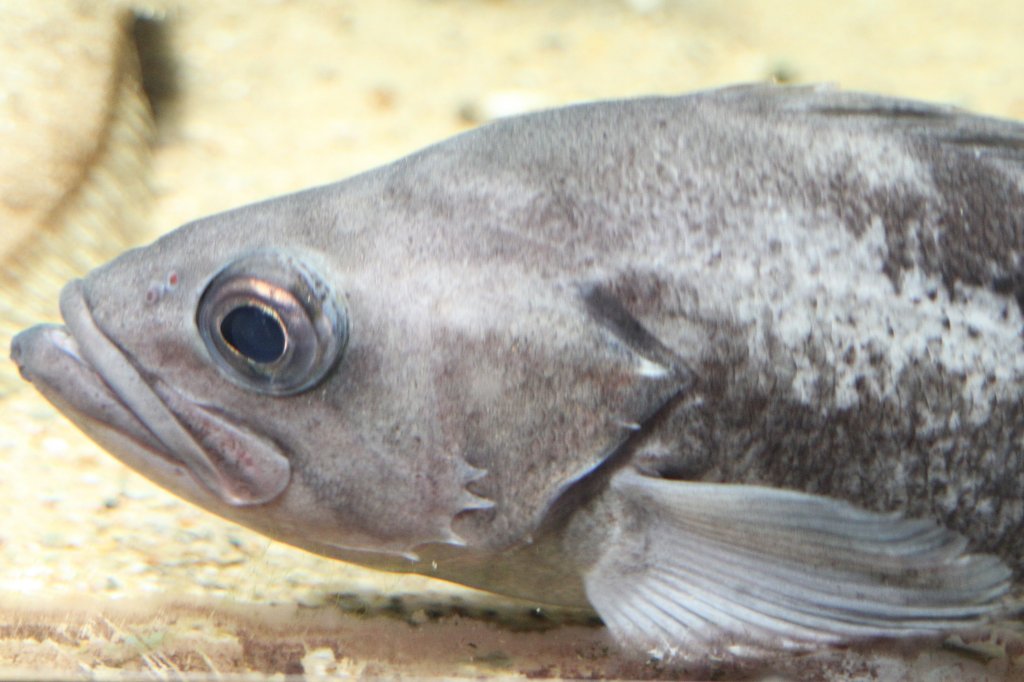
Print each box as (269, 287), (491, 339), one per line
(633, 305), (1024, 576)
(814, 103), (951, 120)
(911, 135), (1024, 311)
(799, 104), (1024, 313)
(843, 345), (856, 365)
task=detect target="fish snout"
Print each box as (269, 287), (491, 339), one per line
(10, 323), (82, 383)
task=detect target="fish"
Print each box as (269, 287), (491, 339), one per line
(9, 84), (1024, 659)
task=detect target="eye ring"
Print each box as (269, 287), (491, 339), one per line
(197, 252), (348, 395)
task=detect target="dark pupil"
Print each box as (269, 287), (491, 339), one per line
(220, 305), (286, 363)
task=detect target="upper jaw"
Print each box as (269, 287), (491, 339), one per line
(11, 279), (291, 507)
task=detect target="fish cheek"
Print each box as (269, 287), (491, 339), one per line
(257, 359), (436, 548)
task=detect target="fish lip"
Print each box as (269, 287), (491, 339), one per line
(56, 279), (212, 473)
(14, 279), (290, 507)
(11, 321), (172, 461)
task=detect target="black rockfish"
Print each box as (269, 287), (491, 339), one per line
(12, 84), (1024, 658)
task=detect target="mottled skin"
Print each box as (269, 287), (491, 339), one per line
(11, 85), (1024, 652)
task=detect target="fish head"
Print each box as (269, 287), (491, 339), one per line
(11, 116), (688, 575)
(10, 175), (505, 563)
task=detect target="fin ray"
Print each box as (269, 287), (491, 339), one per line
(583, 468), (1012, 657)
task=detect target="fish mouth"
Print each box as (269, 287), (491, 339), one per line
(10, 279), (290, 507)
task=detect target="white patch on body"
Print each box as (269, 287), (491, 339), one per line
(636, 357), (669, 378)
(662, 209), (1024, 422)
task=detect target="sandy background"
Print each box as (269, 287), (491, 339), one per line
(1, 0), (1023, 679)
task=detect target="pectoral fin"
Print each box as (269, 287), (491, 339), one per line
(583, 468), (1012, 658)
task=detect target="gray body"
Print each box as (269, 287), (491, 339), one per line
(11, 85), (1024, 657)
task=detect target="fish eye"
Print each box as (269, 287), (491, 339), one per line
(220, 304), (286, 363)
(197, 252), (348, 395)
